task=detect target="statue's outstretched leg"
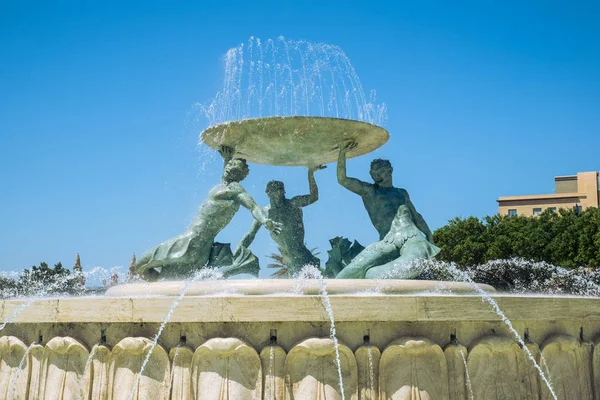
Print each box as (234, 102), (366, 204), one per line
(365, 258), (424, 279)
(365, 237), (440, 279)
(336, 241), (398, 279)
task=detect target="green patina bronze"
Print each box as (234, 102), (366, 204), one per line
(336, 141), (433, 241)
(236, 166), (325, 277)
(136, 146), (281, 281)
(334, 142), (438, 278)
(336, 205), (440, 279)
(137, 117), (436, 281)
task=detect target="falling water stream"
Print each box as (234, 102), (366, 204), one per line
(459, 348), (474, 400)
(77, 344), (99, 400)
(9, 342), (33, 398)
(366, 346), (376, 398)
(442, 263), (558, 400)
(319, 281), (346, 400)
(127, 268), (223, 400)
(197, 37), (386, 127)
(296, 266), (346, 400)
(0, 300), (35, 332)
(168, 345), (181, 398)
(265, 345), (276, 400)
(127, 280), (192, 400)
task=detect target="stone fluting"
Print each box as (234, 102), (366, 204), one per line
(0, 333), (598, 399)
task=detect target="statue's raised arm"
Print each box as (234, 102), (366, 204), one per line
(337, 141), (372, 196)
(290, 165), (326, 208)
(218, 145), (235, 173)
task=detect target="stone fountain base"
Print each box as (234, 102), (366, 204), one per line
(1, 282), (599, 399)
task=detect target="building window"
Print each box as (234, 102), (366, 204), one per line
(508, 209), (517, 217)
(533, 208), (542, 216)
(548, 207), (557, 213)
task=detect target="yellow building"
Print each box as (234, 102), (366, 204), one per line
(498, 171), (600, 216)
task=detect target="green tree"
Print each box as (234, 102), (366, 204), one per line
(433, 207), (600, 269)
(0, 261), (85, 299)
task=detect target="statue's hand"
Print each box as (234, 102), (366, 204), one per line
(218, 145), (235, 160)
(265, 219), (283, 235)
(332, 139), (357, 153)
(339, 140), (358, 154)
(308, 164), (327, 172)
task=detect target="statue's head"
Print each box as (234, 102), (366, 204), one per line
(369, 159), (393, 185)
(223, 158), (249, 182)
(266, 180), (285, 201)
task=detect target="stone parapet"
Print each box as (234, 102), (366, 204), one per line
(1, 293), (600, 398)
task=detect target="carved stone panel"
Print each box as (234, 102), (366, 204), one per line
(541, 334), (593, 400)
(593, 337), (600, 400)
(261, 345), (286, 400)
(444, 343), (469, 400)
(285, 337), (358, 400)
(169, 346), (193, 400)
(523, 342), (543, 398)
(27, 343), (45, 400)
(89, 344), (111, 400)
(468, 336), (538, 399)
(191, 337), (262, 399)
(108, 337), (170, 400)
(34, 336), (90, 399)
(356, 345), (380, 400)
(379, 337), (448, 400)
(0, 336), (29, 400)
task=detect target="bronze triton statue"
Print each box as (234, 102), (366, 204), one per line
(336, 205), (440, 279)
(236, 165), (326, 277)
(136, 146), (282, 281)
(336, 141), (433, 242)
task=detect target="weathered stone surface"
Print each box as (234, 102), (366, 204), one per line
(285, 337), (358, 399)
(169, 346), (193, 400)
(468, 336), (539, 399)
(27, 343), (45, 400)
(355, 345), (380, 400)
(523, 342), (543, 399)
(261, 345), (286, 400)
(107, 337), (170, 400)
(541, 334), (593, 400)
(36, 336), (90, 399)
(191, 337), (262, 399)
(200, 116), (389, 166)
(380, 337), (448, 399)
(593, 337), (600, 400)
(0, 336), (29, 400)
(1, 293), (600, 397)
(444, 343), (470, 400)
(89, 344), (111, 400)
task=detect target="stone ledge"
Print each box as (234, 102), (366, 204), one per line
(104, 279), (496, 296)
(2, 295), (600, 324)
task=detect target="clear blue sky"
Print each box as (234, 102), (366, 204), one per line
(1, 1), (599, 277)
